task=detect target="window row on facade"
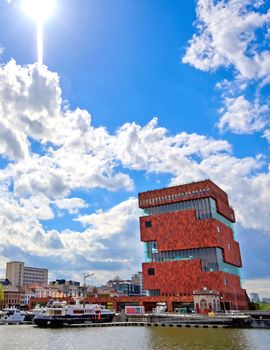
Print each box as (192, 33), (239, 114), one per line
(140, 188), (211, 206)
(147, 290), (208, 297)
(143, 197), (233, 229)
(144, 243), (240, 276)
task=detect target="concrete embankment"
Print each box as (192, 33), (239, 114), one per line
(250, 319), (270, 328)
(65, 314), (253, 329)
(68, 321), (229, 328)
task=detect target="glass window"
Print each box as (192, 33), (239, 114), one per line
(145, 221), (152, 228)
(148, 268), (155, 275)
(205, 198), (211, 218)
(148, 289), (160, 296)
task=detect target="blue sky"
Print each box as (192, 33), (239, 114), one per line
(0, 0), (269, 297)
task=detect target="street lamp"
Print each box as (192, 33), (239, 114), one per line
(232, 287), (238, 311)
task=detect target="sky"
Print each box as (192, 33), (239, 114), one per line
(0, 0), (269, 297)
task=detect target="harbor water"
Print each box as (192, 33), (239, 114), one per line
(0, 325), (269, 350)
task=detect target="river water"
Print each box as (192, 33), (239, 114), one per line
(0, 325), (269, 350)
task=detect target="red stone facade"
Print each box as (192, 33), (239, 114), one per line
(139, 179), (235, 222)
(139, 179), (247, 310)
(142, 261), (247, 309)
(140, 211), (241, 267)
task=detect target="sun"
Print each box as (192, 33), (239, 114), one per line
(22, 0), (55, 23)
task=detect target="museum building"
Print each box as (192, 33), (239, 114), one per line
(138, 179), (247, 310)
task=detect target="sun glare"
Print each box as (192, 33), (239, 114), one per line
(22, 0), (55, 67)
(22, 0), (55, 22)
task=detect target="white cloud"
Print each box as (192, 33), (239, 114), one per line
(113, 118), (232, 172)
(183, 0), (270, 79)
(0, 60), (134, 197)
(19, 195), (54, 220)
(183, 0), (270, 136)
(54, 197), (88, 214)
(0, 120), (29, 160)
(75, 198), (139, 239)
(0, 60), (62, 143)
(263, 129), (270, 143)
(243, 278), (270, 298)
(218, 95), (268, 133)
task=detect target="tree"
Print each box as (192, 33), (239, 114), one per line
(259, 302), (270, 311)
(0, 284), (4, 304)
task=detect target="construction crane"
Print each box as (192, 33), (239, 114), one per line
(83, 272), (94, 287)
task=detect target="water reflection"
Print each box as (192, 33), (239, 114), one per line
(0, 325), (269, 350)
(145, 328), (252, 350)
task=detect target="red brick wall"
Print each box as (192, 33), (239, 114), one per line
(142, 260), (247, 309)
(140, 210), (242, 267)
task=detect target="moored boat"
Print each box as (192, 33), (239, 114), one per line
(33, 300), (115, 328)
(0, 308), (34, 324)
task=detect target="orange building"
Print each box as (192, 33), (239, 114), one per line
(138, 179), (247, 310)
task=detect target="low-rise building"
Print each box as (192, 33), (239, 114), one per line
(106, 276), (142, 296)
(20, 286), (36, 306)
(50, 279), (80, 297)
(0, 285), (21, 308)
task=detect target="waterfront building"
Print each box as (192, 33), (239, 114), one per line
(250, 292), (260, 303)
(131, 272), (146, 296)
(106, 276), (141, 296)
(50, 279), (80, 297)
(20, 286), (36, 306)
(138, 179), (248, 310)
(0, 285), (21, 308)
(193, 289), (220, 313)
(6, 261), (48, 286)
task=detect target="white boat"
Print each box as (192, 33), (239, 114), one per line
(0, 308), (27, 324)
(31, 305), (48, 316)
